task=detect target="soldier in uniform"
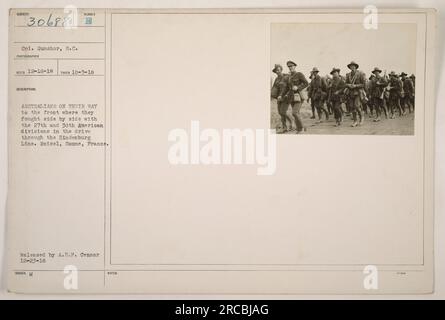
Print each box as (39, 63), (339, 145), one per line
(410, 74), (416, 89)
(324, 75), (334, 115)
(401, 72), (415, 114)
(387, 71), (403, 118)
(272, 64), (293, 133)
(369, 67), (388, 122)
(328, 68), (345, 126)
(364, 74), (375, 117)
(284, 60), (309, 134)
(345, 61), (367, 127)
(308, 67), (329, 123)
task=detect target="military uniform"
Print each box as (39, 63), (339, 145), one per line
(345, 62), (367, 126)
(401, 74), (415, 113)
(272, 73), (293, 131)
(388, 73), (403, 118)
(308, 71), (329, 122)
(363, 76), (374, 116)
(328, 69), (345, 126)
(284, 70), (309, 132)
(369, 69), (388, 121)
(324, 76), (333, 115)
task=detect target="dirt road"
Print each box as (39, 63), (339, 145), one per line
(271, 100), (415, 135)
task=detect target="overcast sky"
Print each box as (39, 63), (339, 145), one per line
(270, 23), (417, 80)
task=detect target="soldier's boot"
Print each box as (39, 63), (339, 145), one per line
(296, 127), (307, 134)
(280, 117), (286, 133)
(373, 109), (380, 122)
(311, 105), (316, 119)
(358, 111), (364, 126)
(374, 112), (381, 122)
(389, 106), (395, 119)
(285, 116), (293, 131)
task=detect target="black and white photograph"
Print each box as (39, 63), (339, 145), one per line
(270, 23), (417, 135)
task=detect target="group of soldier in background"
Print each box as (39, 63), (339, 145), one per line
(271, 60), (416, 133)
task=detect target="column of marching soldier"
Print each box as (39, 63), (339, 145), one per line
(271, 60), (416, 133)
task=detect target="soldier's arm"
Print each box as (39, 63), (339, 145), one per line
(353, 72), (366, 89)
(345, 74), (353, 88)
(297, 72), (309, 91)
(278, 79), (289, 98)
(272, 77), (279, 89)
(335, 79), (346, 94)
(377, 78), (388, 87)
(321, 77), (328, 92)
(271, 78), (279, 95)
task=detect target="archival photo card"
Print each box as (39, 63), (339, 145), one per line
(7, 8), (436, 294)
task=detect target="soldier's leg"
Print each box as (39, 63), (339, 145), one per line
(315, 99), (328, 122)
(332, 102), (338, 124)
(350, 97), (358, 126)
(334, 101), (342, 125)
(355, 95), (364, 125)
(400, 97), (405, 114)
(327, 101), (333, 115)
(407, 97), (414, 113)
(376, 98), (381, 117)
(397, 97), (403, 116)
(338, 101), (343, 123)
(314, 100), (322, 122)
(348, 98), (354, 117)
(285, 105), (293, 129)
(291, 101), (305, 132)
(345, 98), (351, 115)
(283, 102), (292, 130)
(373, 98), (380, 121)
(404, 97), (410, 113)
(381, 98), (388, 119)
(310, 100), (316, 119)
(277, 101), (288, 131)
(389, 96), (396, 118)
(332, 101), (338, 123)
(321, 100), (329, 121)
(362, 100), (368, 115)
